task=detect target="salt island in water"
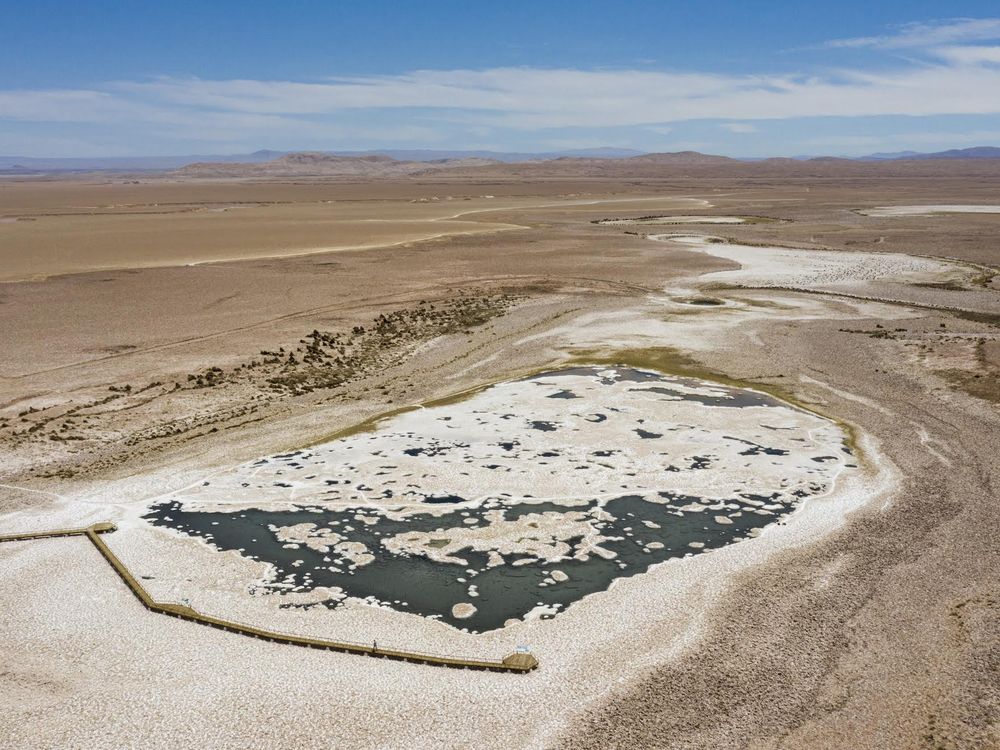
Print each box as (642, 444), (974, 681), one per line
(146, 367), (856, 632)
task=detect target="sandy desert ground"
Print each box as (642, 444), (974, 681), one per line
(0, 167), (998, 749)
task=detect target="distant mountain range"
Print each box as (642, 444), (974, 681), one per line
(176, 149), (774, 179)
(175, 151), (508, 178)
(336, 147), (646, 162)
(0, 147), (643, 173)
(0, 150), (285, 173)
(858, 146), (1000, 161)
(1, 145), (998, 175)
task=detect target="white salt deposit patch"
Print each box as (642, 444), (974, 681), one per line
(598, 215), (751, 225)
(176, 366), (850, 516)
(858, 204), (1000, 217)
(651, 234), (964, 291)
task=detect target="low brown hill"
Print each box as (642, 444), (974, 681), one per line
(625, 150), (738, 165)
(174, 149), (1000, 180)
(433, 153), (1000, 180)
(176, 151), (501, 178)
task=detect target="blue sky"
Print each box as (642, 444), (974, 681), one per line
(3, 1), (1000, 157)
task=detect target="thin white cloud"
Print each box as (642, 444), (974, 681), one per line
(824, 17), (1000, 49)
(5, 64), (1000, 132)
(0, 89), (122, 122)
(2, 39), (1000, 150)
(105, 62), (1000, 130)
(722, 122), (757, 133)
(932, 45), (1000, 65)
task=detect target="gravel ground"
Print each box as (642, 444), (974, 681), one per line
(1, 178), (997, 748)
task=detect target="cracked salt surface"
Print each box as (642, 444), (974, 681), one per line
(146, 366), (855, 631)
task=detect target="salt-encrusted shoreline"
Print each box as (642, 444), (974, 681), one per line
(0, 418), (895, 749)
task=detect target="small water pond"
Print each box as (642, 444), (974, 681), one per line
(146, 366), (854, 632)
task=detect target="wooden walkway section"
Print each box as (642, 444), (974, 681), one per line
(0, 522), (538, 673)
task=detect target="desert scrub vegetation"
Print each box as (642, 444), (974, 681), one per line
(261, 291), (521, 395)
(121, 289), (521, 445)
(0, 289), (523, 476)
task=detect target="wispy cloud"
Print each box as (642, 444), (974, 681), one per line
(823, 17), (1000, 49)
(103, 63), (1000, 130)
(722, 123), (757, 133)
(3, 63), (1000, 141)
(2, 20), (1000, 155)
(932, 45), (1000, 65)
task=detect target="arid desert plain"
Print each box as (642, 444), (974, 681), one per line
(1, 160), (998, 749)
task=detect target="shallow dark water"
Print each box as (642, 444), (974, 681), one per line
(145, 490), (808, 632)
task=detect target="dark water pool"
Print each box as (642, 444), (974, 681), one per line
(143, 366), (841, 632)
(145, 488), (811, 632)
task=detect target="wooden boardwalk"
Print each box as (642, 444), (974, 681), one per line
(0, 522), (538, 673)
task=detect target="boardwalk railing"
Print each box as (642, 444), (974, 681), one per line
(0, 523), (538, 673)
